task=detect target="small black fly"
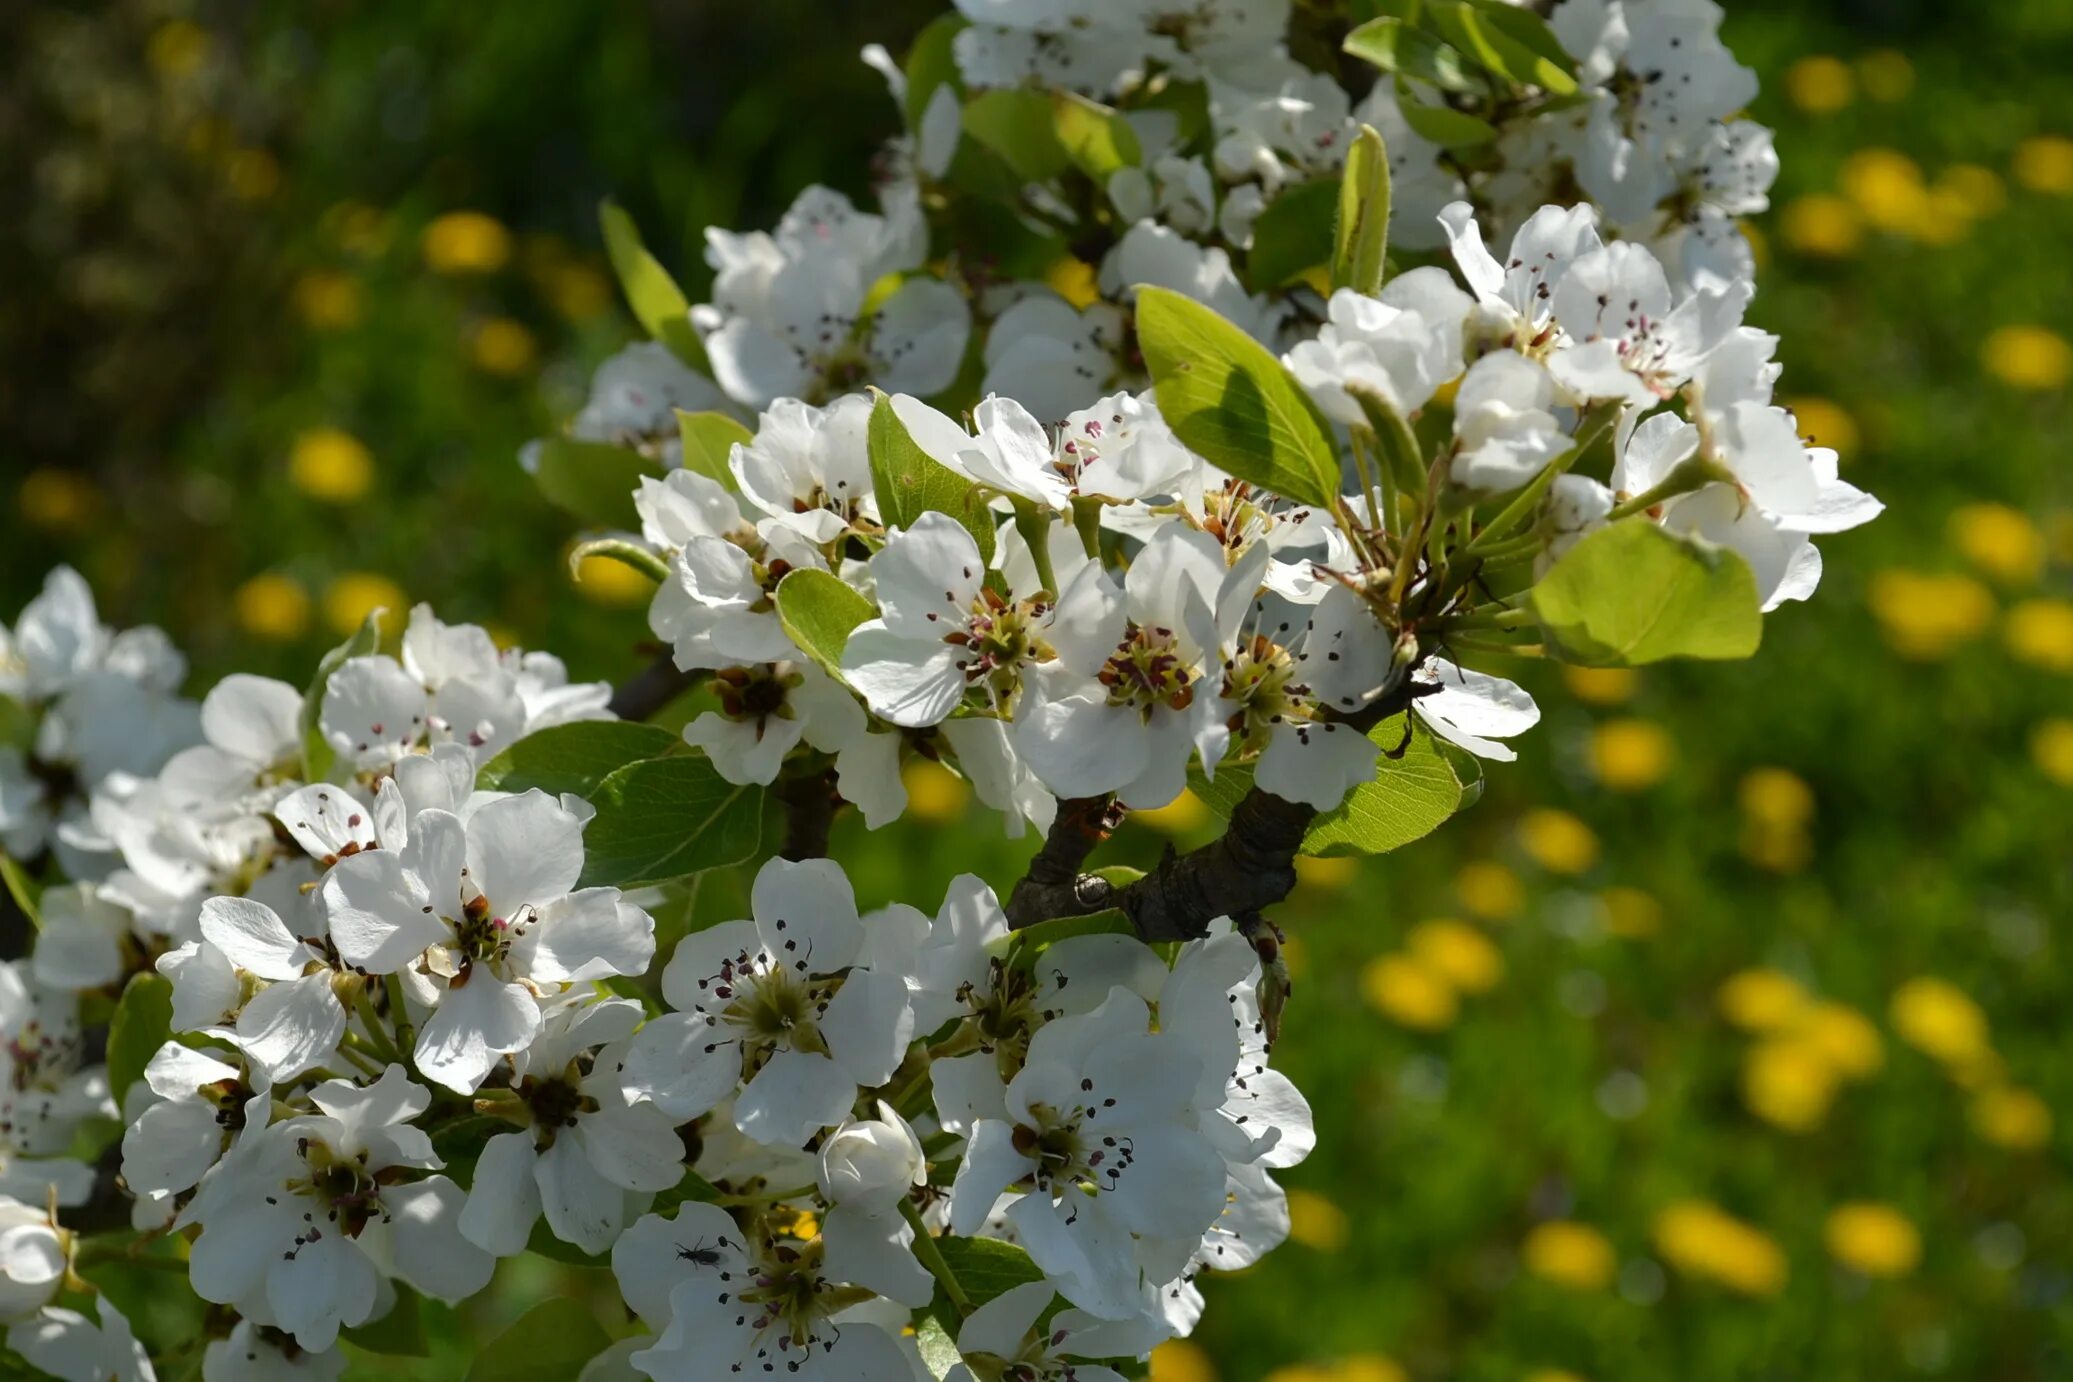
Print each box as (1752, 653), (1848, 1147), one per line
(675, 1237), (726, 1268)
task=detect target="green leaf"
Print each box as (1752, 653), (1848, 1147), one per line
(1246, 179), (1338, 290)
(773, 568), (877, 681)
(0, 855), (41, 932)
(579, 755), (763, 888)
(1342, 17), (1477, 91)
(569, 538), (669, 587)
(1135, 285), (1342, 509)
(962, 88), (1070, 181)
(106, 973), (173, 1097)
(300, 608), (384, 781)
(340, 1287), (430, 1357)
(464, 1298), (612, 1382)
(933, 1236), (1047, 1307)
(599, 200), (708, 369)
(534, 437), (665, 531)
(675, 409), (751, 491)
(476, 721), (681, 798)
(1393, 80), (1500, 147)
(867, 393), (996, 561)
(1051, 90), (1141, 179)
(649, 1167), (724, 1217)
(1333, 124), (1391, 295)
(1189, 715), (1465, 857)
(1528, 518), (1763, 666)
(1432, 0), (1579, 93)
(914, 1314), (963, 1381)
(524, 1218), (611, 1267)
(428, 1115), (504, 1164)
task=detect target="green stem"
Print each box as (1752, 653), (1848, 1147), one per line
(1464, 400), (1621, 555)
(352, 984), (402, 1067)
(1604, 456), (1728, 522)
(901, 1198), (972, 1315)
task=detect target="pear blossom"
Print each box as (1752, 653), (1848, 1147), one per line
(203, 1320), (347, 1382)
(7, 1296), (156, 1382)
(815, 1103), (935, 1307)
(680, 662), (865, 785)
(1284, 273), (1473, 425)
(120, 1041), (252, 1201)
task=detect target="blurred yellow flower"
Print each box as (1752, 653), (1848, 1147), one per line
(1522, 1220), (1617, 1291)
(1982, 325), (2072, 391)
(1151, 1340), (1218, 1382)
(18, 469), (98, 531)
(1782, 396), (1858, 461)
(1938, 164), (2007, 219)
(1652, 1200), (1787, 1296)
(572, 552), (656, 607)
(469, 317), (540, 376)
(539, 263), (614, 322)
(1738, 768), (1814, 831)
(1824, 1203), (1921, 1277)
(1599, 886), (1662, 939)
(2005, 598), (2073, 673)
(1840, 148), (1929, 233)
(1136, 790), (1209, 835)
(1295, 855), (1362, 891)
(1518, 809), (1598, 875)
(1784, 56), (1853, 113)
(1046, 257), (1101, 310)
(1855, 49), (1914, 102)
(1362, 954), (1457, 1031)
(1867, 569), (1995, 660)
(1285, 1189), (1350, 1252)
(322, 573), (406, 638)
(1455, 860), (1524, 920)
(1890, 977), (1990, 1067)
(1588, 718), (1674, 792)
(1739, 823), (1811, 874)
(292, 271), (364, 331)
(2032, 719), (2073, 786)
(1333, 1358), (1408, 1382)
(1407, 919), (1503, 993)
(225, 149), (282, 202)
(147, 19), (211, 77)
(288, 428), (375, 504)
(1780, 194), (1864, 257)
(1949, 503), (2047, 586)
(1717, 968), (1809, 1033)
(901, 759), (969, 822)
(423, 211), (514, 275)
(1801, 1002), (1885, 1079)
(2012, 134), (2073, 195)
(1972, 1086), (2052, 1150)
(1560, 665), (1637, 706)
(1741, 1037), (1840, 1132)
(233, 573), (312, 642)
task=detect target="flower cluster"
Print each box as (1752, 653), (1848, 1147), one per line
(1, 0), (1879, 1377)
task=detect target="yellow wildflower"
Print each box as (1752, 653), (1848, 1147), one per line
(1784, 56), (1853, 113)
(1588, 718), (1674, 792)
(1522, 1221), (1617, 1291)
(1949, 503), (2046, 586)
(1406, 919), (1503, 993)
(423, 211), (513, 275)
(288, 429), (375, 504)
(1518, 809), (1598, 875)
(2005, 598), (2073, 673)
(1652, 1200), (1787, 1296)
(1982, 325), (2072, 390)
(1890, 977), (1990, 1067)
(1361, 954), (1457, 1031)
(233, 574), (312, 642)
(1824, 1203), (1921, 1277)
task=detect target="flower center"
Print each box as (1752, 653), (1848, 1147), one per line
(712, 665), (801, 736)
(1221, 635), (1312, 755)
(285, 1137), (391, 1241)
(448, 892), (533, 986)
(518, 1065), (598, 1151)
(945, 589), (1055, 712)
(1010, 1090), (1134, 1205)
(1097, 624), (1195, 718)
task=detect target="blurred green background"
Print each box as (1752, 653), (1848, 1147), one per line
(6, 1), (2073, 1378)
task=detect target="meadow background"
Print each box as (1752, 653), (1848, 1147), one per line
(5, 1), (2072, 1377)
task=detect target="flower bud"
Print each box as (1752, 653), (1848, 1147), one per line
(0, 1198), (66, 1323)
(816, 1101), (924, 1212)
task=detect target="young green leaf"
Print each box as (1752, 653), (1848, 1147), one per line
(463, 1298), (611, 1382)
(773, 568), (877, 682)
(1051, 90), (1141, 180)
(932, 1236), (1048, 1307)
(1433, 0), (1579, 93)
(675, 409), (751, 491)
(1333, 124), (1392, 295)
(578, 755), (764, 888)
(1393, 80), (1500, 147)
(1529, 519), (1764, 665)
(962, 88), (1070, 181)
(533, 437), (665, 531)
(1135, 285), (1342, 509)
(1342, 16), (1477, 92)
(107, 972), (174, 1097)
(0, 854), (42, 932)
(867, 393), (996, 561)
(598, 201), (708, 369)
(476, 721), (681, 798)
(1188, 715), (1465, 857)
(1246, 179), (1339, 290)
(903, 14), (969, 132)
(300, 608), (385, 781)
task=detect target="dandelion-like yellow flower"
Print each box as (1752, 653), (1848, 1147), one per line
(1890, 977), (1990, 1067)
(1782, 396), (1859, 460)
(1949, 503), (2047, 586)
(1518, 809), (1598, 875)
(292, 271), (364, 331)
(1738, 768), (1814, 832)
(1151, 1340), (1219, 1382)
(288, 428), (375, 505)
(1406, 919), (1503, 994)
(1560, 665), (1637, 706)
(1522, 1220), (1617, 1291)
(321, 573), (406, 638)
(423, 211), (514, 275)
(1284, 1189), (1350, 1252)
(469, 318), (540, 377)
(1455, 860), (1525, 921)
(233, 573), (312, 643)
(1982, 325), (2072, 391)
(1824, 1202), (1921, 1277)
(1588, 718), (1674, 792)
(1856, 50), (1914, 102)
(1784, 56), (1853, 114)
(2005, 598), (2073, 673)
(900, 760), (969, 823)
(1780, 195), (1864, 258)
(1741, 1037), (1839, 1132)
(1717, 968), (1810, 1033)
(2031, 719), (2073, 786)
(1840, 148), (1929, 233)
(1361, 954), (1457, 1031)
(1867, 569), (1995, 660)
(2012, 135), (2073, 196)
(1972, 1086), (2052, 1150)
(1652, 1200), (1787, 1296)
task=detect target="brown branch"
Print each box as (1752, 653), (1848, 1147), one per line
(607, 652), (702, 722)
(1007, 670), (1424, 942)
(1003, 797), (1120, 928)
(774, 767), (840, 861)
